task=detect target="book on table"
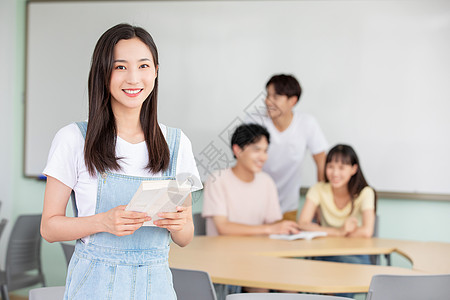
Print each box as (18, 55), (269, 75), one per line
(125, 179), (192, 226)
(269, 231), (327, 241)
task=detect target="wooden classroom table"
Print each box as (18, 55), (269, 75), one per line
(169, 236), (450, 294)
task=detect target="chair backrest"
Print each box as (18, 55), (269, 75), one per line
(372, 215), (379, 238)
(61, 242), (75, 266)
(193, 213), (206, 236)
(29, 286), (65, 300)
(171, 267), (217, 300)
(369, 215), (380, 265)
(226, 294), (352, 299)
(0, 219), (7, 240)
(0, 270), (8, 300)
(6, 214), (45, 291)
(367, 274), (450, 300)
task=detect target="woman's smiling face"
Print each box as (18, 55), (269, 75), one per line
(109, 37), (158, 113)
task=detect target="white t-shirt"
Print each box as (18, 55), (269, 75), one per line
(43, 123), (202, 228)
(202, 168), (282, 236)
(253, 113), (328, 213)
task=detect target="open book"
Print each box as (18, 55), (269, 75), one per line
(269, 231), (327, 241)
(125, 179), (192, 226)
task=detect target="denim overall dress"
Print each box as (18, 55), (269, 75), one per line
(64, 122), (179, 300)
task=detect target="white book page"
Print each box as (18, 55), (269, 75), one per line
(269, 231), (327, 241)
(125, 179), (191, 226)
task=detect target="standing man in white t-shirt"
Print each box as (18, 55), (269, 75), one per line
(251, 74), (328, 221)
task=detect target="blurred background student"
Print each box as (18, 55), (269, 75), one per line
(298, 144), (376, 297)
(202, 123), (299, 294)
(202, 123), (299, 237)
(298, 144), (376, 239)
(251, 74), (328, 221)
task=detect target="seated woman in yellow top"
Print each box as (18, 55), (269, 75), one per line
(298, 144), (376, 252)
(298, 144), (376, 297)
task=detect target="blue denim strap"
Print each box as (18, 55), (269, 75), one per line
(75, 121), (88, 139)
(162, 127), (181, 178)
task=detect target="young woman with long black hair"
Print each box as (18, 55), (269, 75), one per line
(41, 23), (201, 299)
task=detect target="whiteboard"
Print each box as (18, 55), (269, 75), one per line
(25, 0), (450, 195)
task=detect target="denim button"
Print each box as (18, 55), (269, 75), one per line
(101, 172), (107, 179)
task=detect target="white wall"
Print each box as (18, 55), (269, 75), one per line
(25, 0), (450, 195)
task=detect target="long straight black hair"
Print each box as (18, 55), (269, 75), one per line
(84, 23), (169, 176)
(324, 144), (377, 213)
